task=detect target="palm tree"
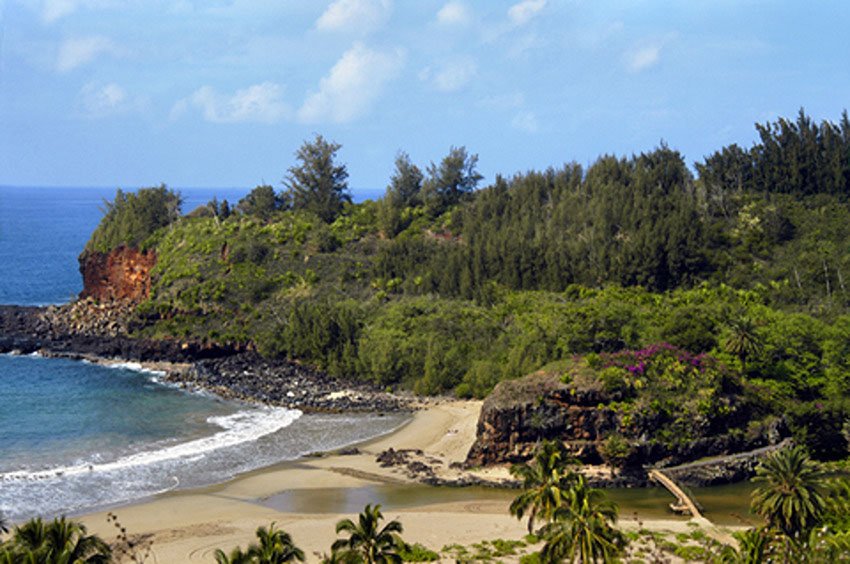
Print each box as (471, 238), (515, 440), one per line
(509, 439), (579, 533)
(724, 317), (762, 373)
(720, 527), (770, 563)
(6, 516), (111, 563)
(214, 546), (255, 564)
(539, 475), (626, 563)
(331, 504), (403, 564)
(249, 523), (304, 563)
(751, 445), (826, 538)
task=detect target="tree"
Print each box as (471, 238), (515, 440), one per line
(509, 440), (579, 533)
(249, 523), (305, 563)
(725, 527), (771, 563)
(724, 317), (762, 373)
(237, 185), (286, 220)
(285, 135), (351, 223)
(213, 523), (303, 564)
(751, 446), (827, 538)
(214, 546), (255, 564)
(539, 475), (626, 563)
(378, 152), (424, 237)
(84, 184), (182, 253)
(3, 516), (111, 563)
(0, 511), (7, 534)
(421, 146), (482, 216)
(331, 504), (404, 564)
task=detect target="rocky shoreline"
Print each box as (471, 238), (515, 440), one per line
(0, 304), (411, 415)
(1, 304), (781, 489)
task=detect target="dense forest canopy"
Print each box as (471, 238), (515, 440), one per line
(89, 110), (850, 459)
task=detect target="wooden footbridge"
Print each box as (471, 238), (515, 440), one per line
(647, 469), (705, 520)
(647, 468), (737, 545)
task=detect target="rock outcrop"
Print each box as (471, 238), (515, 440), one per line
(465, 371), (618, 467)
(464, 368), (786, 485)
(79, 246), (156, 302)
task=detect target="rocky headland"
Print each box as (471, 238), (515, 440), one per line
(464, 369), (789, 487)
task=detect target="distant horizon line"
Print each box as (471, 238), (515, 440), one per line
(0, 184), (385, 200)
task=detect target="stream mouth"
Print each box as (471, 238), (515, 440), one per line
(258, 482), (759, 526)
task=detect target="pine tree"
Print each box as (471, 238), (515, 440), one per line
(285, 135), (351, 223)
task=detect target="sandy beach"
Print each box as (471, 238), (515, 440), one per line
(77, 400), (731, 562)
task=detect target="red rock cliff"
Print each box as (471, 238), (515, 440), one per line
(79, 246), (156, 302)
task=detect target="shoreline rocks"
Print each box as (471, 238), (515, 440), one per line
(0, 304), (410, 415)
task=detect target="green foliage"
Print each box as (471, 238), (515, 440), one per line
(751, 446), (827, 538)
(509, 440), (579, 534)
(237, 185), (287, 220)
(699, 109), (850, 197)
(420, 146), (482, 217)
(85, 184), (181, 253)
(397, 543), (439, 562)
(332, 504), (404, 564)
(787, 401), (850, 460)
(379, 152), (424, 237)
(213, 523), (304, 563)
(285, 135), (351, 223)
(539, 476), (627, 563)
(0, 516), (112, 563)
(93, 112), (850, 464)
(599, 434), (635, 473)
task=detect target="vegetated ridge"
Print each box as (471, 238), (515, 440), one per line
(66, 113), (850, 468)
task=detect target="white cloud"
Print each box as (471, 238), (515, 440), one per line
(420, 57), (476, 92)
(625, 44), (662, 73)
(511, 110), (538, 133)
(316, 0), (392, 33)
(297, 42), (404, 124)
(508, 0), (546, 27)
(173, 82), (290, 124)
(77, 81), (145, 117)
(56, 36), (116, 72)
(436, 1), (470, 26)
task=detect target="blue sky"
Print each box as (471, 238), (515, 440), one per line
(2, 0), (849, 198)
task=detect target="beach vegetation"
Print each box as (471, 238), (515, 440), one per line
(509, 440), (579, 534)
(213, 522), (304, 564)
(214, 546), (255, 564)
(0, 516), (111, 563)
(538, 475), (626, 563)
(751, 445), (827, 538)
(331, 504), (404, 564)
(396, 542), (438, 562)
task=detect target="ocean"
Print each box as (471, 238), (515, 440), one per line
(0, 186), (406, 521)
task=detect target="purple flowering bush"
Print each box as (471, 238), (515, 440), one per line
(589, 343), (741, 444)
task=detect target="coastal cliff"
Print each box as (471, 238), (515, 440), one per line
(79, 246), (156, 302)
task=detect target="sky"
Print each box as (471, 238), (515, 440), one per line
(1, 0), (849, 198)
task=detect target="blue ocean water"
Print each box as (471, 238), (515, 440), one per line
(0, 186), (406, 521)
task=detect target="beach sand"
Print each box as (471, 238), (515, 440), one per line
(77, 400), (732, 562)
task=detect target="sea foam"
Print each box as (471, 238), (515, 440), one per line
(0, 407), (301, 483)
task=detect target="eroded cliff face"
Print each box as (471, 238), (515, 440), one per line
(465, 371), (618, 467)
(79, 246), (156, 302)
